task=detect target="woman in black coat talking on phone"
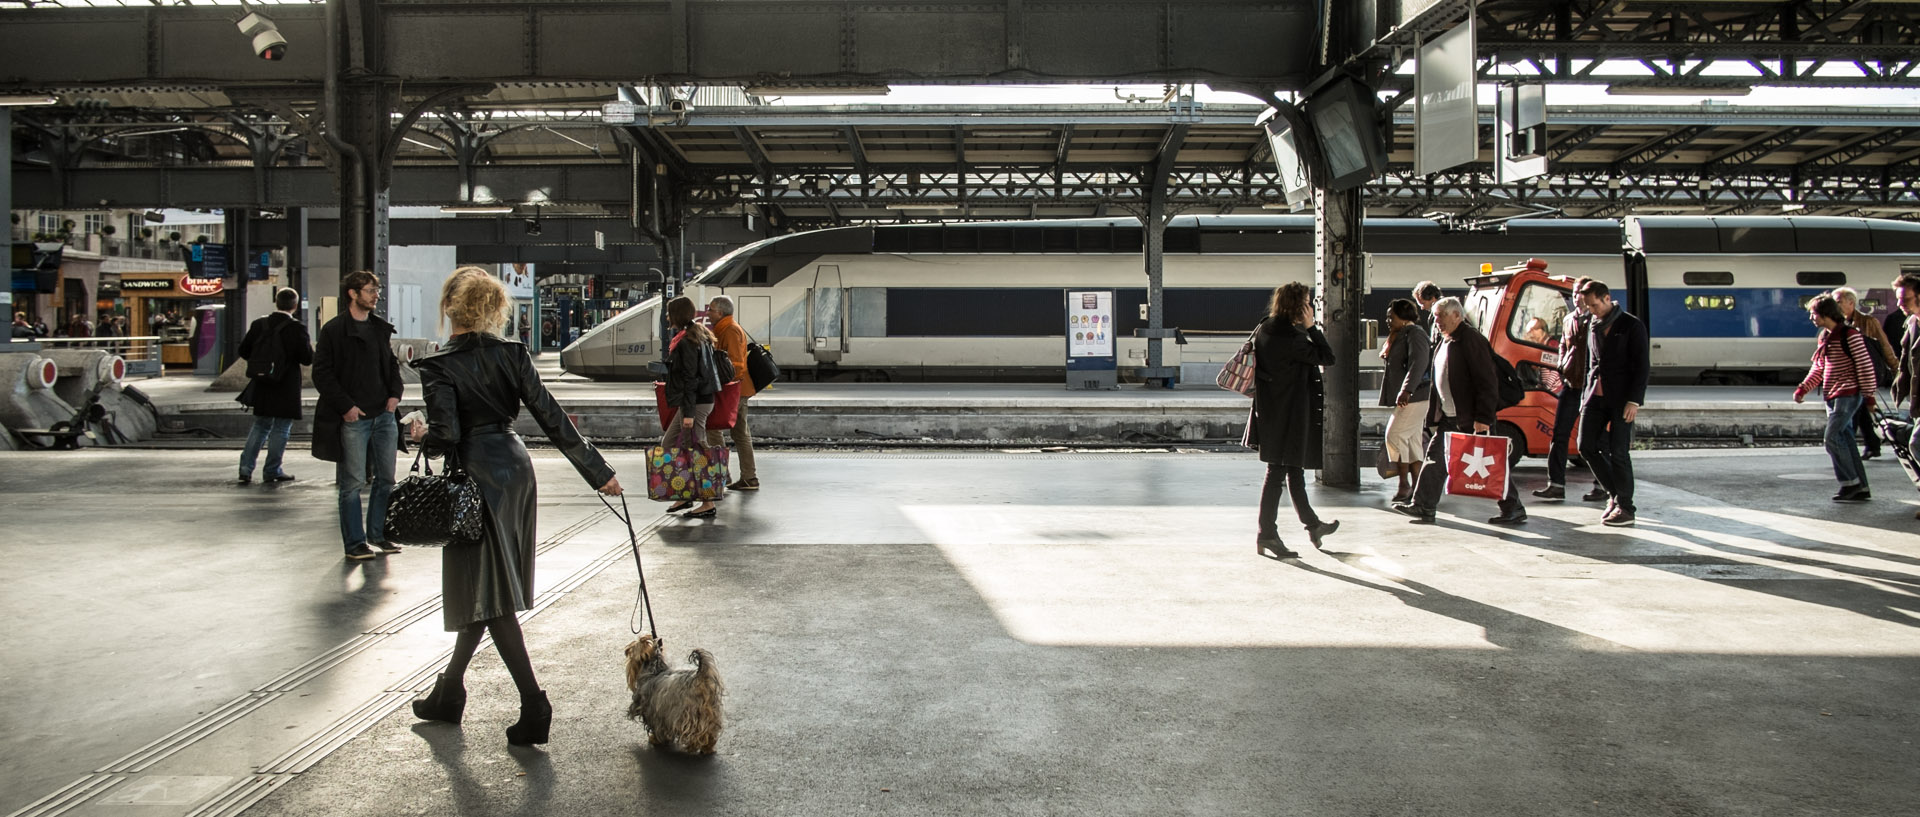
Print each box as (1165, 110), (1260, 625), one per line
(1246, 282), (1339, 559)
(404, 267), (623, 746)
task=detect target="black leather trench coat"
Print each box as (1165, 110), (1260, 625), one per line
(1245, 318), (1334, 468)
(416, 333), (615, 631)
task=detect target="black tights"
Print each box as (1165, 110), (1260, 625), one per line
(1258, 463), (1322, 535)
(445, 614), (540, 697)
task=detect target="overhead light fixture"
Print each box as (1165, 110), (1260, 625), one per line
(1604, 81), (1751, 96)
(756, 130), (841, 139)
(972, 130), (1053, 138)
(235, 3), (288, 61)
(0, 94), (59, 107)
(884, 203), (958, 210)
(743, 84), (891, 97)
(142, 210), (168, 224)
(441, 204), (515, 215)
(1781, 202), (1807, 212)
(873, 178), (890, 192)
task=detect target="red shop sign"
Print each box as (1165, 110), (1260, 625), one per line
(179, 275), (224, 296)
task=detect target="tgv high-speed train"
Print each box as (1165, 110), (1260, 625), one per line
(560, 215), (1920, 385)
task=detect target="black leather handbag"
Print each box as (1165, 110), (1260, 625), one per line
(383, 451), (485, 547)
(743, 330), (780, 392)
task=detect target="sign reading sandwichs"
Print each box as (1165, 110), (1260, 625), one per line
(119, 274), (225, 298)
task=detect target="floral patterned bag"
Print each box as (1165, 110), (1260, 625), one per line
(1216, 330), (1258, 396)
(646, 426), (730, 502)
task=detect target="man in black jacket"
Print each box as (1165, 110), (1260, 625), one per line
(1397, 297), (1526, 525)
(1577, 280), (1651, 527)
(312, 271), (405, 561)
(236, 288), (314, 484)
(1889, 274), (1920, 518)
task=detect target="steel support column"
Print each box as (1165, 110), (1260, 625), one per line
(1315, 186), (1364, 488)
(1, 107), (18, 349)
(222, 209), (251, 371)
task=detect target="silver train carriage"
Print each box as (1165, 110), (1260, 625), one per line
(560, 215), (1920, 385)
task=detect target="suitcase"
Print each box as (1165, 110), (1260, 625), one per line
(1875, 410), (1920, 490)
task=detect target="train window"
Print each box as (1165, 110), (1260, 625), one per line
(1682, 271), (1735, 286)
(1505, 283), (1568, 350)
(1797, 271), (1846, 286)
(1684, 294), (1738, 311)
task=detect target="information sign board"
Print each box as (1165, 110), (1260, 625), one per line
(1067, 290), (1114, 359)
(186, 243), (230, 279)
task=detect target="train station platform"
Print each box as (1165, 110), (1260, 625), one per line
(130, 357), (1830, 445)
(3, 445), (1915, 817)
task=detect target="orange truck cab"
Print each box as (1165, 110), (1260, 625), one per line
(1459, 258), (1581, 464)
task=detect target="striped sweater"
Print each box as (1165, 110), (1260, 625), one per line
(1795, 326), (1876, 401)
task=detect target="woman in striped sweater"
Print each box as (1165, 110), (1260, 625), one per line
(1794, 293), (1878, 501)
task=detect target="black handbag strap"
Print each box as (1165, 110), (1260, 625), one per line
(599, 492), (659, 640)
(408, 450), (434, 477)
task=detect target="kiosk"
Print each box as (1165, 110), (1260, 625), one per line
(1064, 290), (1117, 390)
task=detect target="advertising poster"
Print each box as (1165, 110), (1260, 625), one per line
(1066, 290), (1113, 359)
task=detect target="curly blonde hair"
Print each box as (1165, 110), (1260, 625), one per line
(440, 266), (510, 334)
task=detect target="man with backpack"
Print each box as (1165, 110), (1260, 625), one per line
(1395, 297), (1527, 526)
(237, 288), (314, 484)
(1834, 287), (1896, 460)
(1578, 280), (1651, 527)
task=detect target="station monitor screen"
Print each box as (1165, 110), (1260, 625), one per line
(1306, 77), (1390, 192)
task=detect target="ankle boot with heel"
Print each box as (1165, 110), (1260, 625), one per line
(505, 690), (552, 745)
(411, 673), (466, 724)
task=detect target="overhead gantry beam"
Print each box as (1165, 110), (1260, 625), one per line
(0, 1), (1315, 90)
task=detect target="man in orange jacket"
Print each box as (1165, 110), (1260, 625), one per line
(706, 295), (759, 490)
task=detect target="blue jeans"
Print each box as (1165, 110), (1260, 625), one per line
(337, 412), (398, 548)
(239, 416), (293, 478)
(1824, 394), (1867, 488)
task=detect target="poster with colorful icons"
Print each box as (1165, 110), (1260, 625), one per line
(1066, 290), (1113, 359)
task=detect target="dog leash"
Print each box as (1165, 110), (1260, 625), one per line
(599, 492), (659, 639)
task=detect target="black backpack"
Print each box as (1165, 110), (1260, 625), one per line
(710, 346), (737, 384)
(744, 331), (780, 391)
(1851, 325), (1892, 391)
(246, 317), (288, 384)
(1492, 352), (1525, 410)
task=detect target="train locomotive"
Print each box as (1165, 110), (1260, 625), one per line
(560, 214), (1920, 386)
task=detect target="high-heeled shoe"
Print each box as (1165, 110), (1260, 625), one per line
(411, 673), (466, 724)
(1255, 534), (1298, 560)
(505, 690), (552, 746)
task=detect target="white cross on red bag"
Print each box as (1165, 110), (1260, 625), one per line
(1445, 432), (1511, 500)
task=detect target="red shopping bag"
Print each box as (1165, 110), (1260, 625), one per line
(1444, 431), (1510, 500)
(653, 380), (741, 431)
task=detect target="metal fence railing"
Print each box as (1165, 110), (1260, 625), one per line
(30, 336), (166, 378)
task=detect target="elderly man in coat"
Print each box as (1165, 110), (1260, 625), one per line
(1396, 297), (1527, 525)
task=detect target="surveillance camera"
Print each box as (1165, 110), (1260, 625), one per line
(666, 98), (690, 115)
(236, 12), (287, 61)
(524, 218), (543, 237)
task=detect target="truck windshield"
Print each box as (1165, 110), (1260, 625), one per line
(1507, 283), (1570, 350)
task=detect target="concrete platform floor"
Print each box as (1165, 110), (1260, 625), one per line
(3, 446), (1917, 817)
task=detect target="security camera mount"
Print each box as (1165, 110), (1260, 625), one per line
(234, 2), (288, 61)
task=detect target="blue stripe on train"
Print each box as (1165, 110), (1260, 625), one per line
(1646, 287), (1836, 339)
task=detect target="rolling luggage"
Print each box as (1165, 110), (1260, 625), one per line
(1875, 409), (1920, 490)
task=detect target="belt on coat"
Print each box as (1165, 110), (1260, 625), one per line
(467, 422), (513, 437)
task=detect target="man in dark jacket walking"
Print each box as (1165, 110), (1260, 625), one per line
(312, 271), (405, 561)
(1577, 280), (1651, 527)
(236, 288), (314, 484)
(1536, 278), (1604, 502)
(1397, 297), (1526, 525)
(1889, 274), (1920, 518)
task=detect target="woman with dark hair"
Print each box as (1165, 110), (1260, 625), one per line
(1247, 282), (1340, 559)
(407, 267), (623, 746)
(1380, 298), (1432, 504)
(663, 295), (725, 518)
(1794, 293), (1877, 501)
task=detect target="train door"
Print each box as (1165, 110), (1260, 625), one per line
(807, 265), (848, 363)
(736, 294), (773, 342)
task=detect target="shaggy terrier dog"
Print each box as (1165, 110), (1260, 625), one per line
(623, 635), (724, 754)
